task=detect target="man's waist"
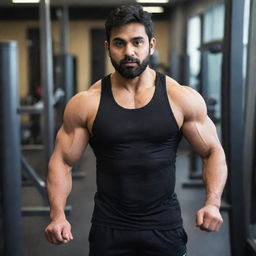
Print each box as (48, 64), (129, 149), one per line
(91, 192), (183, 230)
(94, 191), (179, 213)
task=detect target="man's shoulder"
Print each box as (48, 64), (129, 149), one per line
(165, 75), (195, 97)
(70, 79), (102, 105)
(83, 79), (102, 98)
(65, 80), (102, 111)
(164, 75), (206, 118)
(64, 79), (103, 125)
(165, 75), (202, 102)
(88, 79), (102, 93)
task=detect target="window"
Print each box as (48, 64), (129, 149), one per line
(203, 2), (225, 43)
(187, 16), (201, 90)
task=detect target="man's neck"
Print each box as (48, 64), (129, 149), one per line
(111, 67), (156, 93)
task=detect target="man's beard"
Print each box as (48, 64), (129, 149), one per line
(109, 52), (150, 79)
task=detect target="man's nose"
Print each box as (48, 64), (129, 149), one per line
(124, 43), (135, 56)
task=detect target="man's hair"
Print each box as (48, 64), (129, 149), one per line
(105, 5), (153, 43)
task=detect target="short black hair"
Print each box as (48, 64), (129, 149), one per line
(105, 5), (153, 43)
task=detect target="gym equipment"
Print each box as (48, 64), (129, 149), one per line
(0, 40), (21, 256)
(21, 0), (72, 216)
(40, 0), (55, 165)
(222, 0), (247, 254)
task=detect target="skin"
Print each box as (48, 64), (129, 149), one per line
(45, 22), (227, 244)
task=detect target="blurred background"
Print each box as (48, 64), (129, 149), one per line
(0, 0), (255, 255)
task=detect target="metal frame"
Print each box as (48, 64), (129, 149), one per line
(22, 205), (72, 217)
(58, 5), (69, 55)
(21, 156), (48, 204)
(200, 51), (209, 101)
(0, 39), (72, 256)
(22, 145), (44, 151)
(57, 5), (74, 103)
(40, 0), (55, 165)
(243, 0), (256, 253)
(18, 106), (43, 114)
(169, 52), (181, 83)
(222, 0), (247, 255)
(19, 0), (72, 216)
(0, 41), (21, 256)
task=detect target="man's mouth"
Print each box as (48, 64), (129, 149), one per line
(121, 56), (139, 66)
(123, 61), (137, 64)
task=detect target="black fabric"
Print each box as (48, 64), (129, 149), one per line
(88, 225), (187, 256)
(89, 72), (183, 230)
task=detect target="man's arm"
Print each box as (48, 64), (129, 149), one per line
(45, 93), (90, 244)
(180, 87), (228, 232)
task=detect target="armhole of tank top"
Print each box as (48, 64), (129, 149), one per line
(160, 73), (181, 132)
(90, 75), (110, 137)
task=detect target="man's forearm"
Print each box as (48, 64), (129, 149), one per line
(47, 159), (72, 220)
(202, 148), (228, 208)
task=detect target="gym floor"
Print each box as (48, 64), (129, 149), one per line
(21, 146), (231, 256)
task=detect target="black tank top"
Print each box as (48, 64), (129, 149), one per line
(89, 72), (183, 230)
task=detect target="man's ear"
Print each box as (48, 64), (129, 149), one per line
(104, 40), (109, 49)
(150, 37), (156, 55)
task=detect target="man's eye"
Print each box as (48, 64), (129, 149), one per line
(114, 41), (124, 47)
(133, 40), (143, 46)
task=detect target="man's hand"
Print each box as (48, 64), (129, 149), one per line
(195, 205), (223, 232)
(45, 218), (73, 244)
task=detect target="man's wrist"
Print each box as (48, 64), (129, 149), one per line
(205, 194), (221, 209)
(50, 209), (66, 221)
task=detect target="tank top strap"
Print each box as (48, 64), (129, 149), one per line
(155, 71), (168, 102)
(101, 74), (112, 97)
(156, 71), (166, 89)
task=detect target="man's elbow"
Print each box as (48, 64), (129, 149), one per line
(202, 144), (226, 163)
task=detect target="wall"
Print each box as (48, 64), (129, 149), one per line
(0, 21), (38, 97)
(153, 21), (170, 68)
(0, 19), (170, 96)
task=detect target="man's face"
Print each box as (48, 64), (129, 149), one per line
(105, 23), (156, 79)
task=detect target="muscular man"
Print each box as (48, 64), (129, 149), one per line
(45, 5), (227, 256)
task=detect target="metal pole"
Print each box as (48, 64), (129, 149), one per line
(169, 52), (180, 82)
(63, 54), (75, 102)
(59, 5), (69, 55)
(57, 5), (74, 103)
(200, 51), (209, 100)
(222, 0), (247, 255)
(182, 54), (190, 86)
(243, 0), (256, 238)
(40, 0), (55, 164)
(0, 41), (21, 256)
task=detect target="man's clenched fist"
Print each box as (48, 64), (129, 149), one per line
(45, 218), (73, 244)
(196, 205), (223, 232)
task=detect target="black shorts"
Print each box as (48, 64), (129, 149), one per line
(88, 225), (187, 256)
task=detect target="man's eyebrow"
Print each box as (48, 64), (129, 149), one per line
(112, 36), (145, 42)
(112, 37), (126, 42)
(132, 36), (145, 40)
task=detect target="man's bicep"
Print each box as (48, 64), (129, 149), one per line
(52, 94), (90, 167)
(177, 86), (222, 158)
(54, 125), (89, 167)
(181, 115), (221, 158)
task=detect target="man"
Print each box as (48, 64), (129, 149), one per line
(45, 5), (227, 256)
